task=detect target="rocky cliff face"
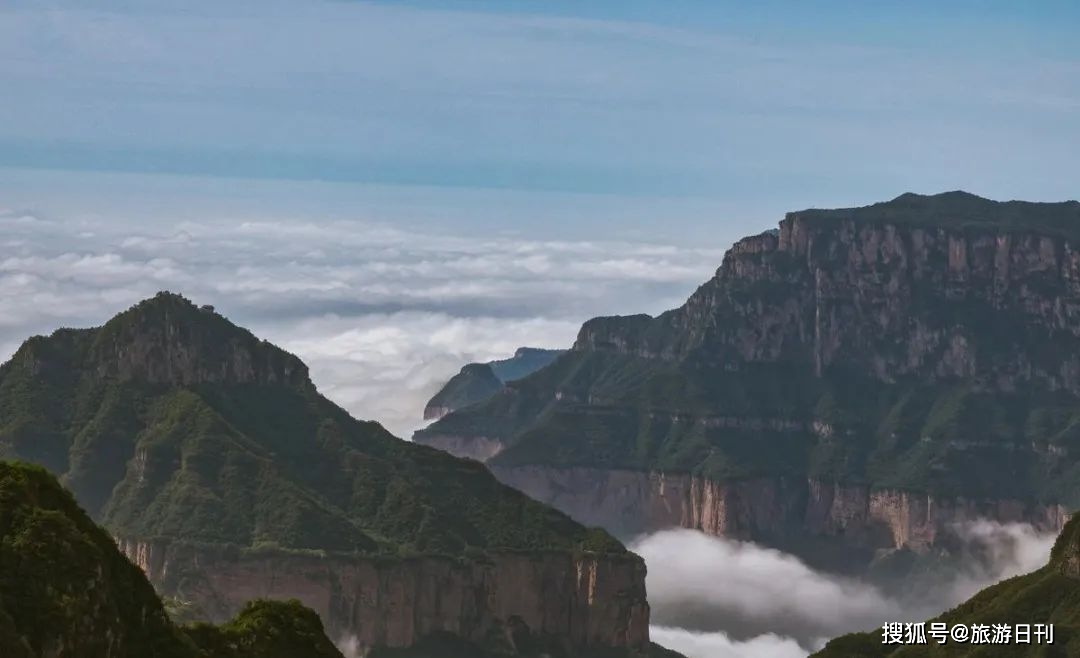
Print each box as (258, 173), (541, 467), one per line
(577, 192), (1080, 390)
(490, 466), (1068, 553)
(118, 539), (649, 654)
(417, 192), (1080, 566)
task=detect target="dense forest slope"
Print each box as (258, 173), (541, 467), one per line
(0, 460), (343, 658)
(415, 192), (1080, 565)
(0, 293), (649, 656)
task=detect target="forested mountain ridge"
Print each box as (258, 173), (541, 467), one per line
(0, 292), (650, 656)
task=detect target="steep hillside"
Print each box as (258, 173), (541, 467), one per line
(0, 293), (649, 656)
(415, 192), (1080, 564)
(814, 512), (1080, 656)
(423, 348), (565, 421)
(0, 460), (343, 658)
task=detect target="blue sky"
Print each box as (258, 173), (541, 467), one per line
(1, 0), (1079, 433)
(1, 0), (1078, 241)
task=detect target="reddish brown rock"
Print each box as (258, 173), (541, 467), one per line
(490, 465), (1068, 553)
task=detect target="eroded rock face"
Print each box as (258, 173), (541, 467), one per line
(578, 212), (1080, 390)
(489, 466), (1069, 553)
(117, 540), (650, 654)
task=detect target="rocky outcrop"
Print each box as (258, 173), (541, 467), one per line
(489, 466), (1069, 552)
(117, 540), (649, 654)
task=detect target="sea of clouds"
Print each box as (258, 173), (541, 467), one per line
(1, 203), (1061, 658)
(0, 205), (724, 437)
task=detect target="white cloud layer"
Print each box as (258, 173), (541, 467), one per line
(633, 529), (899, 650)
(651, 626), (807, 658)
(0, 205), (723, 436)
(633, 523), (1056, 656)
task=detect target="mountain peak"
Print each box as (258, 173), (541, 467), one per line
(31, 292), (313, 389)
(89, 291), (310, 388)
(111, 290), (225, 326)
